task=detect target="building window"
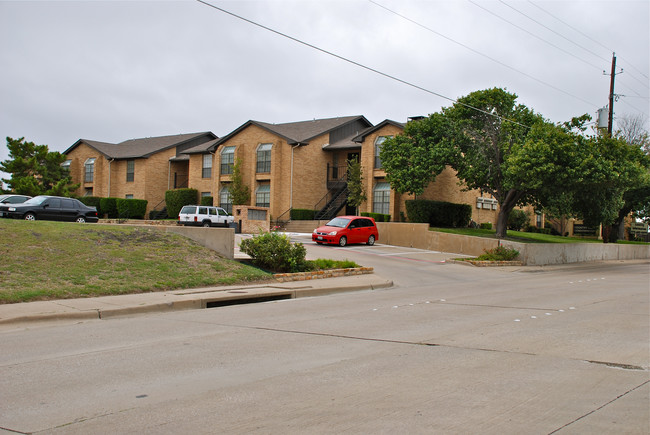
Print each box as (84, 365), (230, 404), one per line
(84, 158), (95, 182)
(255, 184), (270, 207)
(220, 146), (235, 174)
(374, 136), (391, 169)
(373, 182), (390, 214)
(202, 154), (212, 178)
(125, 194), (134, 199)
(126, 160), (135, 182)
(256, 143), (272, 173)
(61, 160), (71, 170)
(219, 186), (232, 214)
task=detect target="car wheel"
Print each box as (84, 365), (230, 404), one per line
(24, 212), (36, 221)
(367, 235), (375, 246)
(75, 216), (86, 223)
(338, 236), (347, 247)
(202, 221), (211, 228)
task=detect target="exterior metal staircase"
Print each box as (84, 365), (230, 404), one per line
(314, 185), (349, 220)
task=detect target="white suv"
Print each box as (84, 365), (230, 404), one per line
(178, 205), (234, 228)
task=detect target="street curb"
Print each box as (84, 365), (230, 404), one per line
(0, 277), (393, 326)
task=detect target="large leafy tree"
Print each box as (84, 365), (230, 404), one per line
(379, 113), (450, 196)
(0, 137), (78, 196)
(382, 88), (546, 238)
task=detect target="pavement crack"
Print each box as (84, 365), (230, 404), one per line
(547, 380), (650, 434)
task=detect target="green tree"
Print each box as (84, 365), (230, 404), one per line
(228, 157), (250, 205)
(346, 157), (366, 215)
(382, 88), (545, 238)
(380, 114), (450, 196)
(0, 137), (79, 196)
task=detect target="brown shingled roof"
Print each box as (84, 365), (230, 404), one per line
(65, 132), (217, 159)
(212, 116), (371, 148)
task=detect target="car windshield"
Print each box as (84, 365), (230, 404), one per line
(22, 196), (48, 205)
(325, 217), (351, 228)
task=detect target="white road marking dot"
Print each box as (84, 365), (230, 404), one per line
(569, 307), (576, 310)
(514, 319), (521, 322)
(559, 309), (565, 312)
(440, 299), (446, 302)
(531, 316), (537, 319)
(545, 313), (552, 316)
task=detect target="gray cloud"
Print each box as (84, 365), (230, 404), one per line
(1, 0), (648, 184)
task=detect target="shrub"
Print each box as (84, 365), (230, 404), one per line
(165, 188), (198, 218)
(480, 222), (493, 230)
(308, 258), (359, 270)
(200, 196), (213, 206)
(100, 197), (119, 218)
(291, 209), (316, 220)
(476, 246), (519, 261)
(239, 232), (308, 273)
(361, 212), (391, 222)
(116, 198), (148, 219)
(508, 209), (530, 231)
(405, 199), (471, 227)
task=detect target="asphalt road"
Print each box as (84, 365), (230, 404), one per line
(1, 239), (648, 434)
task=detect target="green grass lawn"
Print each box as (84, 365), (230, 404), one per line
(430, 227), (607, 243)
(0, 219), (272, 304)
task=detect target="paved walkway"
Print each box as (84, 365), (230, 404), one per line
(0, 274), (393, 327)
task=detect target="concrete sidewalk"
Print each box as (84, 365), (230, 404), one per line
(0, 274), (393, 326)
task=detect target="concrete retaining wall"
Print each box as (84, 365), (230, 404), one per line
(503, 240), (650, 266)
(164, 226), (235, 259)
(375, 222), (649, 265)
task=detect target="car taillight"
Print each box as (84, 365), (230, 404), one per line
(194, 216), (198, 222)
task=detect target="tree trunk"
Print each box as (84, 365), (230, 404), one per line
(495, 189), (522, 239)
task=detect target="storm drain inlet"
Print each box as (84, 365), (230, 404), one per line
(205, 294), (292, 308)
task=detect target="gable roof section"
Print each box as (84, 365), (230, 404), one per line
(351, 119), (405, 143)
(64, 132), (217, 159)
(211, 116), (372, 149)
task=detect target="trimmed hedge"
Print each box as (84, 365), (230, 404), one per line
(291, 209), (316, 220)
(361, 212), (391, 222)
(200, 196), (214, 206)
(116, 198), (147, 219)
(100, 197), (119, 218)
(165, 188), (198, 218)
(480, 222), (493, 230)
(405, 199), (472, 228)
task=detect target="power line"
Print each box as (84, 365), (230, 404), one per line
(195, 0), (531, 128)
(468, 0), (604, 71)
(499, 0), (609, 63)
(528, 0), (649, 81)
(369, 0), (598, 106)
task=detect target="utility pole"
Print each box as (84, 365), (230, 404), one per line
(607, 52), (617, 136)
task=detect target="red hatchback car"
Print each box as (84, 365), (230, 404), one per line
(312, 216), (379, 247)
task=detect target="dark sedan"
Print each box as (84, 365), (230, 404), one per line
(1, 195), (99, 223)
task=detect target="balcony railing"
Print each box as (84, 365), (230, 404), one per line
(327, 163), (347, 190)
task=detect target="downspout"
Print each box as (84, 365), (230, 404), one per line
(290, 144), (300, 210)
(107, 159), (113, 197)
(168, 159), (171, 190)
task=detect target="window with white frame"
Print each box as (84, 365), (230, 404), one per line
(126, 160), (135, 182)
(61, 160), (71, 170)
(219, 186), (232, 214)
(202, 154), (212, 178)
(220, 146), (235, 174)
(84, 158), (96, 182)
(373, 182), (390, 214)
(374, 136), (391, 169)
(255, 184), (270, 207)
(256, 143), (272, 173)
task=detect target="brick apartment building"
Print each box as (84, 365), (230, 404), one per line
(63, 116), (502, 225)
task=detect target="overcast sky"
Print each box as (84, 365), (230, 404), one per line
(1, 0), (648, 183)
